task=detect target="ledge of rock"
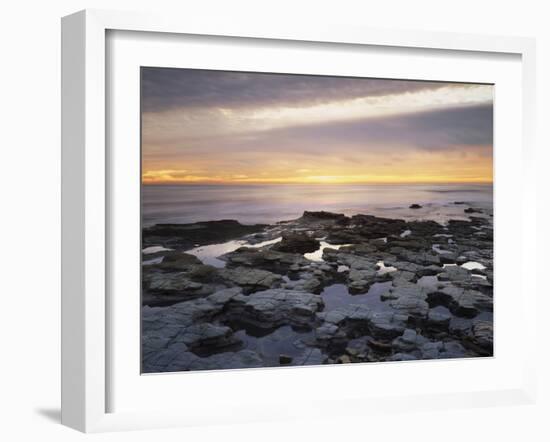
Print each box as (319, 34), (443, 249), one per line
(272, 232), (320, 254)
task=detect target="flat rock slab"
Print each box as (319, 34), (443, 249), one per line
(224, 247), (310, 271)
(220, 267), (283, 293)
(148, 349), (265, 373)
(316, 304), (408, 341)
(226, 289), (325, 329)
(391, 329), (466, 360)
(429, 285), (492, 317)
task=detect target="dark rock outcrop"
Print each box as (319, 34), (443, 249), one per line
(272, 232), (320, 254)
(143, 219), (267, 249)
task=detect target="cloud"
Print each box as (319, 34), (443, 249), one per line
(142, 82), (493, 149)
(141, 67), (483, 112)
(143, 103), (493, 163)
(141, 69), (493, 184)
(274, 102), (494, 151)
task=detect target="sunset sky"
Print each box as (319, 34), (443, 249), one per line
(141, 68), (493, 185)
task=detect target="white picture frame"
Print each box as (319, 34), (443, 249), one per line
(61, 9), (537, 433)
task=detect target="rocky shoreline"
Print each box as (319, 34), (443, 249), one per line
(142, 205), (493, 373)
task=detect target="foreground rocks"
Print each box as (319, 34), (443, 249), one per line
(142, 205), (493, 371)
(142, 288), (327, 372)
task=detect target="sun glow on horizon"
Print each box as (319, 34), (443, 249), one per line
(141, 69), (493, 187)
(142, 145), (493, 185)
(142, 170), (493, 185)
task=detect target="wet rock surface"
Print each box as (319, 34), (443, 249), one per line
(142, 205), (493, 372)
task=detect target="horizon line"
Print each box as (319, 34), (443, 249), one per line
(141, 180), (493, 186)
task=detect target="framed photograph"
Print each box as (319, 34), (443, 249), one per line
(140, 67), (495, 374)
(61, 9), (537, 432)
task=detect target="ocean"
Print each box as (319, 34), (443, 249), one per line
(142, 183), (493, 226)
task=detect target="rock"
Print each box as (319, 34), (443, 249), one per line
(427, 308), (452, 329)
(387, 238), (429, 251)
(438, 266), (492, 292)
(392, 329), (429, 352)
(389, 247), (441, 266)
(148, 272), (202, 291)
(438, 341), (467, 359)
(389, 270), (416, 287)
(337, 253), (379, 271)
(143, 219), (267, 250)
(467, 321), (493, 355)
(207, 287), (242, 305)
(142, 208), (493, 369)
(439, 265), (471, 282)
(175, 323), (237, 350)
(391, 261), (421, 273)
(348, 268), (377, 293)
(367, 339), (393, 352)
(417, 265), (443, 277)
(428, 285), (492, 317)
(156, 252), (202, 270)
(390, 295), (429, 318)
(272, 232), (320, 254)
(142, 297), (242, 372)
(350, 214), (407, 239)
(142, 342), (190, 372)
(409, 204), (422, 209)
(448, 316), (473, 337)
(420, 341), (444, 359)
(420, 341), (465, 359)
(186, 264), (219, 281)
(464, 207), (483, 214)
(325, 230), (363, 244)
(389, 353), (418, 361)
(367, 311), (410, 340)
(391, 329), (465, 360)
(279, 354), (293, 364)
(141, 288), (323, 372)
(407, 220), (446, 237)
(317, 305), (408, 342)
(345, 336), (370, 358)
(220, 266), (283, 293)
(224, 247), (310, 273)
(342, 243), (380, 257)
(284, 275), (323, 293)
(226, 289), (325, 329)
(164, 350), (264, 373)
(293, 348), (327, 366)
(386, 286), (429, 318)
(301, 211), (348, 222)
(315, 323), (345, 346)
(143, 272), (218, 305)
(338, 355), (352, 363)
(142, 299), (221, 337)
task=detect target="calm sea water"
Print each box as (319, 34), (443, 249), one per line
(142, 183), (493, 226)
